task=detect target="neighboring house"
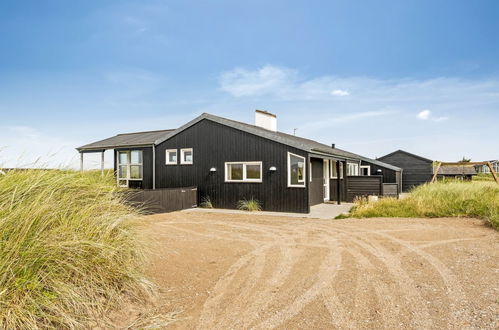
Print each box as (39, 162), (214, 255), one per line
(377, 150), (433, 192)
(435, 166), (477, 180)
(77, 110), (400, 213)
(475, 160), (499, 174)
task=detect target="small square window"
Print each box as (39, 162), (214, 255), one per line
(165, 149), (177, 165)
(181, 148), (193, 164)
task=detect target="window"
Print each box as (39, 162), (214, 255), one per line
(225, 162), (262, 182)
(165, 149), (177, 165)
(330, 161), (344, 179)
(360, 165), (370, 176)
(117, 150), (143, 187)
(288, 152), (306, 187)
(180, 148), (193, 164)
(347, 163), (360, 176)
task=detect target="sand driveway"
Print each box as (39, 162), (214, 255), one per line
(137, 211), (498, 329)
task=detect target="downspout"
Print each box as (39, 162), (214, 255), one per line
(152, 144), (156, 190)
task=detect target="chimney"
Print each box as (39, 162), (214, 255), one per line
(331, 143), (335, 149)
(255, 110), (277, 131)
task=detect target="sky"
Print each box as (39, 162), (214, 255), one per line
(1, 0), (498, 169)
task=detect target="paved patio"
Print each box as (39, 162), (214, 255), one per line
(184, 202), (353, 219)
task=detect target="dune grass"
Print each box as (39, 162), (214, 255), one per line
(237, 198), (262, 212)
(343, 181), (499, 230)
(0, 169), (150, 329)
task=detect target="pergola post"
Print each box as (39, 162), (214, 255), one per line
(80, 152), (84, 172)
(101, 151), (105, 176)
(336, 160), (341, 205)
(152, 145), (156, 190)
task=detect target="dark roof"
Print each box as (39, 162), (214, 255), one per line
(378, 149), (433, 163)
(76, 112), (401, 171)
(436, 166), (477, 175)
(77, 129), (174, 151)
(154, 113), (400, 169)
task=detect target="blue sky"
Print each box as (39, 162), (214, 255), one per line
(1, 0), (498, 168)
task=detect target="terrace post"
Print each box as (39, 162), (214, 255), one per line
(101, 151), (105, 177)
(336, 160), (341, 205)
(80, 152), (83, 172)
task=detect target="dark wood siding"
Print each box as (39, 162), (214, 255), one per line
(309, 158), (324, 206)
(360, 160), (402, 192)
(330, 179), (347, 202)
(114, 146), (153, 189)
(346, 176), (382, 202)
(378, 151), (433, 192)
(329, 161), (348, 202)
(154, 119), (310, 213)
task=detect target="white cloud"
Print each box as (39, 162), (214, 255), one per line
(219, 65), (296, 97)
(417, 109), (431, 120)
(417, 109), (448, 122)
(331, 89), (350, 96)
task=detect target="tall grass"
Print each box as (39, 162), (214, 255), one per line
(345, 181), (499, 230)
(237, 198), (262, 212)
(0, 169), (150, 329)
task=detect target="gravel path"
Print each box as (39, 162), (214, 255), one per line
(132, 212), (498, 329)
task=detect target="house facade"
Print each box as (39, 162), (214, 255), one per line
(78, 111), (401, 213)
(475, 160), (499, 174)
(377, 150), (433, 192)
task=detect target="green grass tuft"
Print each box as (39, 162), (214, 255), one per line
(345, 181), (499, 230)
(199, 196), (213, 208)
(0, 169), (151, 328)
(237, 198), (262, 212)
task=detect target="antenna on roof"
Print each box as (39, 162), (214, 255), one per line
(293, 128), (298, 136)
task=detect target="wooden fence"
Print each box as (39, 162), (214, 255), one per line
(382, 183), (399, 198)
(346, 176), (399, 201)
(124, 187), (197, 214)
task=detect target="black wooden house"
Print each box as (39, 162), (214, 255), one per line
(77, 111), (401, 213)
(377, 150), (433, 192)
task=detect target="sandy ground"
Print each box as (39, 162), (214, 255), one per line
(126, 211), (498, 329)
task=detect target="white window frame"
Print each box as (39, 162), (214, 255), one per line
(224, 161), (263, 183)
(360, 165), (370, 176)
(180, 148), (193, 165)
(287, 152), (306, 188)
(117, 150), (143, 187)
(165, 149), (177, 165)
(347, 162), (360, 176)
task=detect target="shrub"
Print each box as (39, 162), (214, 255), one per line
(343, 181), (499, 230)
(200, 196), (213, 208)
(0, 169), (150, 328)
(237, 198), (262, 212)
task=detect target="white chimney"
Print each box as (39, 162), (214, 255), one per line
(255, 109), (277, 131)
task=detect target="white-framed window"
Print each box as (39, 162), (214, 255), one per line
(347, 163), (360, 176)
(225, 161), (262, 182)
(287, 152), (306, 187)
(117, 150), (143, 187)
(360, 165), (370, 176)
(180, 148), (193, 165)
(330, 160), (344, 179)
(165, 149), (177, 165)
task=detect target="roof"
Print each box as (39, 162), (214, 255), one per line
(75, 112), (400, 171)
(154, 113), (400, 165)
(436, 166), (477, 175)
(77, 129), (174, 151)
(359, 157), (403, 172)
(378, 149), (433, 163)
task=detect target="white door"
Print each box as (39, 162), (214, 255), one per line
(323, 160), (330, 201)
